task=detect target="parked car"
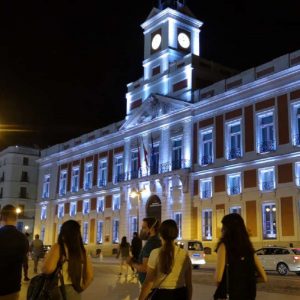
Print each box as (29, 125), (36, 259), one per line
(176, 240), (206, 268)
(255, 246), (300, 275)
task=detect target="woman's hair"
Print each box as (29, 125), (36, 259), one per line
(58, 220), (87, 292)
(120, 236), (127, 247)
(216, 213), (255, 259)
(158, 219), (178, 274)
(143, 217), (160, 233)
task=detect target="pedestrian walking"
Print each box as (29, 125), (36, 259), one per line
(0, 205), (28, 300)
(23, 232), (30, 281)
(30, 234), (44, 273)
(131, 231), (142, 263)
(129, 217), (161, 284)
(42, 219), (94, 299)
(213, 213), (267, 300)
(138, 219), (192, 300)
(116, 236), (130, 276)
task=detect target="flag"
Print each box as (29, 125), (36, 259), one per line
(137, 138), (141, 170)
(142, 139), (149, 168)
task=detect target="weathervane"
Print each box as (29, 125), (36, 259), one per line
(158, 0), (186, 10)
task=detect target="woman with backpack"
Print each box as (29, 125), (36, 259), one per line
(42, 220), (94, 299)
(116, 236), (130, 276)
(214, 213), (267, 300)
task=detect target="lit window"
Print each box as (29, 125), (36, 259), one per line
(83, 199), (90, 215)
(226, 121), (242, 160)
(42, 175), (50, 198)
(59, 170), (67, 196)
(200, 129), (213, 165)
(202, 209), (212, 241)
(40, 226), (45, 242)
(172, 139), (182, 170)
(131, 151), (139, 179)
(113, 219), (119, 243)
(113, 194), (120, 211)
(97, 197), (104, 213)
(57, 203), (64, 219)
(150, 144), (159, 175)
(291, 103), (300, 146)
(130, 217), (138, 239)
(71, 167), (80, 192)
(259, 167), (275, 192)
(257, 111), (276, 153)
(70, 202), (77, 217)
(174, 212), (182, 239)
(295, 162), (300, 186)
(230, 206), (241, 214)
(114, 156), (124, 183)
(227, 173), (241, 195)
(262, 203), (277, 239)
(40, 206), (47, 220)
(84, 163), (93, 191)
(83, 222), (89, 244)
(97, 221), (103, 243)
(200, 178), (212, 199)
(98, 159), (107, 187)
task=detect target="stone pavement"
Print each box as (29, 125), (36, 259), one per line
(18, 257), (300, 300)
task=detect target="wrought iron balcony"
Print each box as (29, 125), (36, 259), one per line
(71, 186), (78, 193)
(150, 163), (159, 175)
(201, 190), (211, 199)
(229, 185), (240, 195)
(98, 179), (107, 187)
(293, 134), (300, 146)
(59, 189), (66, 196)
(130, 169), (140, 180)
(160, 159), (191, 173)
(172, 159), (182, 170)
(258, 140), (276, 153)
(261, 181), (275, 191)
(84, 183), (92, 190)
(227, 148), (242, 160)
(201, 155), (213, 166)
(115, 173), (126, 183)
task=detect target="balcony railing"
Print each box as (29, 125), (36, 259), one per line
(258, 140), (276, 153)
(201, 190), (211, 199)
(42, 192), (49, 198)
(201, 155), (213, 166)
(98, 179), (107, 187)
(115, 173), (126, 183)
(71, 186), (78, 193)
(228, 185), (241, 195)
(261, 181), (275, 191)
(59, 189), (66, 196)
(227, 148), (242, 160)
(84, 183), (92, 191)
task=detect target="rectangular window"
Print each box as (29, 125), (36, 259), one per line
(262, 203), (277, 239)
(202, 209), (212, 241)
(41, 206), (47, 220)
(200, 178), (212, 199)
(70, 202), (77, 217)
(21, 171), (28, 182)
(83, 199), (90, 215)
(130, 217), (138, 239)
(200, 130), (213, 165)
(84, 163), (93, 190)
(113, 194), (120, 211)
(42, 175), (50, 198)
(259, 167), (275, 191)
(296, 162), (300, 186)
(97, 197), (104, 213)
(59, 170), (67, 196)
(131, 151), (139, 179)
(227, 173), (241, 195)
(114, 156), (124, 183)
(257, 112), (276, 153)
(71, 167), (80, 192)
(292, 104), (300, 146)
(23, 157), (29, 166)
(20, 187), (27, 199)
(83, 222), (89, 244)
(174, 212), (183, 239)
(230, 206), (241, 214)
(172, 139), (182, 170)
(150, 144), (159, 175)
(57, 203), (64, 219)
(113, 219), (119, 243)
(226, 121), (242, 159)
(40, 226), (45, 242)
(98, 159), (107, 187)
(96, 221), (103, 243)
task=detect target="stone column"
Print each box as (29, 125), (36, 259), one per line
(124, 138), (131, 179)
(183, 117), (192, 168)
(160, 125), (170, 173)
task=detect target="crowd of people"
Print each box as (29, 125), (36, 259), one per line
(0, 204), (267, 300)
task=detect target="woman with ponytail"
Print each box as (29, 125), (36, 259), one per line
(42, 220), (94, 299)
(138, 219), (192, 300)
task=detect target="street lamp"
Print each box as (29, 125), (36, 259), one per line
(130, 187), (147, 232)
(24, 225), (29, 232)
(16, 207), (22, 215)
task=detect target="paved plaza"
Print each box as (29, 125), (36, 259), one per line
(19, 257), (300, 300)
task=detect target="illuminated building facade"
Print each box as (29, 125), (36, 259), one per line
(35, 1), (300, 252)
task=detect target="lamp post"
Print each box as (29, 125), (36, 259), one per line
(130, 187), (146, 233)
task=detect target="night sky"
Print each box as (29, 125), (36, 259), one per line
(1, 0), (300, 150)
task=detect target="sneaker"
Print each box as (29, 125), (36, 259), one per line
(24, 277), (30, 281)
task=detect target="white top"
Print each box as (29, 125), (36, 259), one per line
(148, 246), (189, 289)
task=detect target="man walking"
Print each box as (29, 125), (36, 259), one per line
(131, 231), (142, 263)
(30, 234), (44, 273)
(0, 205), (28, 300)
(23, 232), (30, 281)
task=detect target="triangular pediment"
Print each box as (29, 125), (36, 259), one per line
(120, 94), (191, 130)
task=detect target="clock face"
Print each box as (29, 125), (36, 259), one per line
(178, 32), (190, 49)
(151, 34), (162, 50)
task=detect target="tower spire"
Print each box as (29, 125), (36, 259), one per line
(158, 0), (186, 10)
